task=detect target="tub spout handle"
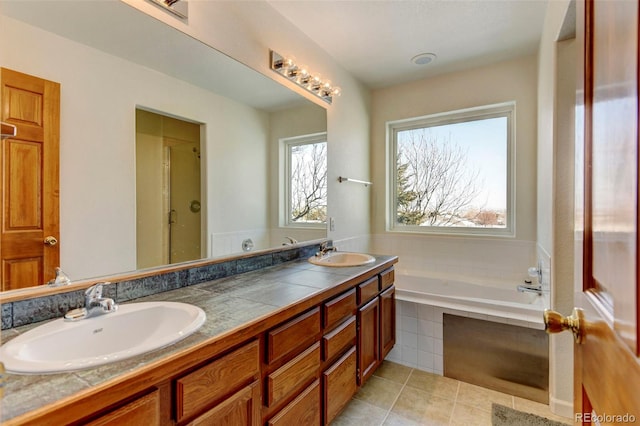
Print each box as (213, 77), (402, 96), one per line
(517, 284), (543, 295)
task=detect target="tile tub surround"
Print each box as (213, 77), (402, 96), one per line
(386, 300), (544, 374)
(1, 242), (321, 330)
(1, 253), (397, 422)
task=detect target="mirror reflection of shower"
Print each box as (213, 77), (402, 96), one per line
(135, 109), (202, 269)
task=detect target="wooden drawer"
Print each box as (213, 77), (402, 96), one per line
(323, 289), (356, 330)
(357, 276), (379, 305)
(176, 340), (259, 423)
(86, 389), (160, 426)
(380, 268), (395, 290)
(187, 381), (260, 426)
(322, 316), (356, 362)
(267, 380), (321, 426)
(323, 346), (357, 425)
(267, 342), (321, 407)
(267, 307), (321, 364)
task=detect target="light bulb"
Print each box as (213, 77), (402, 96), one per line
(309, 75), (322, 91)
(283, 58), (294, 69)
(297, 67), (310, 85)
(285, 61), (299, 78)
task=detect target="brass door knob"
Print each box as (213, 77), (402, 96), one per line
(543, 307), (585, 344)
(44, 236), (58, 246)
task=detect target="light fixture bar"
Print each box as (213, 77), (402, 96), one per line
(270, 50), (341, 104)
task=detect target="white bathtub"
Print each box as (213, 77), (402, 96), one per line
(394, 273), (548, 325)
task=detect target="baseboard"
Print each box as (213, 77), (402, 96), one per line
(549, 395), (574, 419)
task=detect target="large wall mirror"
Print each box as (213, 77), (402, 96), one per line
(0, 1), (327, 294)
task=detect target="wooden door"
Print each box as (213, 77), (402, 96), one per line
(0, 68), (60, 290)
(572, 0), (640, 423)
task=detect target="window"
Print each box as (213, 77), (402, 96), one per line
(283, 133), (327, 227)
(388, 103), (515, 236)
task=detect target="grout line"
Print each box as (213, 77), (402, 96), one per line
(378, 366), (414, 425)
(447, 380), (462, 425)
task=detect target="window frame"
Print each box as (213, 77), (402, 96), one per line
(282, 132), (328, 229)
(387, 102), (516, 237)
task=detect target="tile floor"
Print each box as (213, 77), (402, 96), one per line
(332, 361), (572, 426)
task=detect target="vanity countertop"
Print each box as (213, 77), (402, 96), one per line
(1, 254), (397, 423)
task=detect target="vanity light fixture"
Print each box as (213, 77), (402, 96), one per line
(270, 50), (341, 104)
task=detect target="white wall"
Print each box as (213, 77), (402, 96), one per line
(369, 56), (539, 284)
(537, 0), (575, 417)
(0, 15), (273, 280)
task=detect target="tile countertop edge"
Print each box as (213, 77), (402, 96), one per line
(2, 255), (398, 424)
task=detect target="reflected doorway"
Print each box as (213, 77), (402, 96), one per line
(136, 109), (202, 269)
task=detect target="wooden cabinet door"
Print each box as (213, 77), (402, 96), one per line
(380, 285), (396, 360)
(357, 297), (380, 385)
(0, 68), (60, 290)
(187, 381), (260, 426)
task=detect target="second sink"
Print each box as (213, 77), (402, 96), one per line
(308, 252), (376, 267)
(0, 301), (206, 374)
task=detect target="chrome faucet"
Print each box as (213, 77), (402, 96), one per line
(282, 236), (298, 245)
(316, 241), (337, 257)
(47, 267), (71, 287)
(64, 282), (118, 321)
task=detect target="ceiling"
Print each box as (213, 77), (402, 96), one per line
(267, 0), (550, 89)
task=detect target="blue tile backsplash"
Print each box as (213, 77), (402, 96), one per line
(1, 243), (322, 330)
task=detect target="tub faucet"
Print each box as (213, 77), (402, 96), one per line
(64, 282), (118, 321)
(517, 283), (543, 296)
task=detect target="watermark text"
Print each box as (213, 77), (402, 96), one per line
(576, 412), (636, 424)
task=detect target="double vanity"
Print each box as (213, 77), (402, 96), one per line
(1, 247), (397, 425)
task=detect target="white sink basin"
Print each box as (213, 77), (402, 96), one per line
(308, 252), (376, 267)
(0, 301), (206, 374)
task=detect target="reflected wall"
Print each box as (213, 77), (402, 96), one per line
(0, 13), (324, 283)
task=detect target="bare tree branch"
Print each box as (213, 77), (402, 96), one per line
(396, 129), (487, 226)
(290, 142), (327, 222)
